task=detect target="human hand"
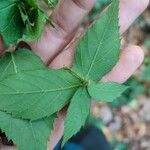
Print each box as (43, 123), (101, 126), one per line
(0, 0), (149, 149)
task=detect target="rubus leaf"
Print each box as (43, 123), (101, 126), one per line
(0, 0), (49, 47)
(0, 69), (81, 120)
(18, 0), (47, 42)
(88, 82), (128, 102)
(0, 48), (56, 150)
(72, 0), (120, 81)
(22, 9), (47, 42)
(0, 48), (45, 80)
(0, 111), (55, 150)
(62, 87), (91, 146)
(0, 0), (24, 47)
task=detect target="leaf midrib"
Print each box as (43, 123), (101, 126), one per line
(11, 53), (18, 73)
(0, 84), (81, 95)
(86, 3), (117, 78)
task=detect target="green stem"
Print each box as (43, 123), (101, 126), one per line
(63, 67), (89, 86)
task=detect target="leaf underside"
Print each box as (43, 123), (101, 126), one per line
(0, 49), (56, 150)
(22, 9), (47, 42)
(0, 112), (55, 150)
(88, 82), (128, 102)
(62, 87), (91, 146)
(0, 48), (45, 80)
(0, 0), (24, 47)
(0, 59), (81, 120)
(0, 0), (48, 47)
(72, 0), (120, 81)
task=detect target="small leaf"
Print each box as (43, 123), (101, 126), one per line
(62, 87), (91, 146)
(88, 82), (128, 102)
(72, 0), (120, 81)
(0, 69), (81, 120)
(0, 0), (24, 47)
(0, 48), (45, 80)
(22, 9), (47, 41)
(0, 111), (55, 150)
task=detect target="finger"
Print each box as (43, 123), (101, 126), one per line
(49, 28), (84, 68)
(0, 145), (16, 150)
(45, 1), (146, 144)
(120, 0), (149, 34)
(49, 0), (148, 67)
(102, 45), (144, 83)
(48, 45), (144, 149)
(48, 111), (66, 150)
(29, 0), (96, 63)
(49, 41), (76, 68)
(50, 45), (144, 83)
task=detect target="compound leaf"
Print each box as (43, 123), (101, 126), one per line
(62, 87), (91, 146)
(72, 0), (120, 81)
(88, 82), (128, 102)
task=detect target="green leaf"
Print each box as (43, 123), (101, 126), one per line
(0, 68), (81, 120)
(0, 0), (48, 47)
(0, 111), (55, 150)
(88, 82), (128, 102)
(0, 48), (55, 150)
(0, 0), (24, 47)
(26, 0), (38, 9)
(72, 0), (120, 81)
(22, 9), (47, 41)
(0, 48), (45, 80)
(62, 87), (91, 146)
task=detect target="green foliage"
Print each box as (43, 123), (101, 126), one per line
(73, 0), (120, 81)
(0, 53), (81, 120)
(0, 0), (126, 149)
(0, 112), (55, 150)
(109, 79), (145, 108)
(88, 82), (128, 102)
(0, 0), (24, 47)
(21, 8), (46, 41)
(0, 0), (50, 47)
(63, 87), (91, 146)
(0, 48), (56, 150)
(0, 48), (45, 80)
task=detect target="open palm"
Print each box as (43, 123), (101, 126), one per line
(0, 0), (149, 149)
